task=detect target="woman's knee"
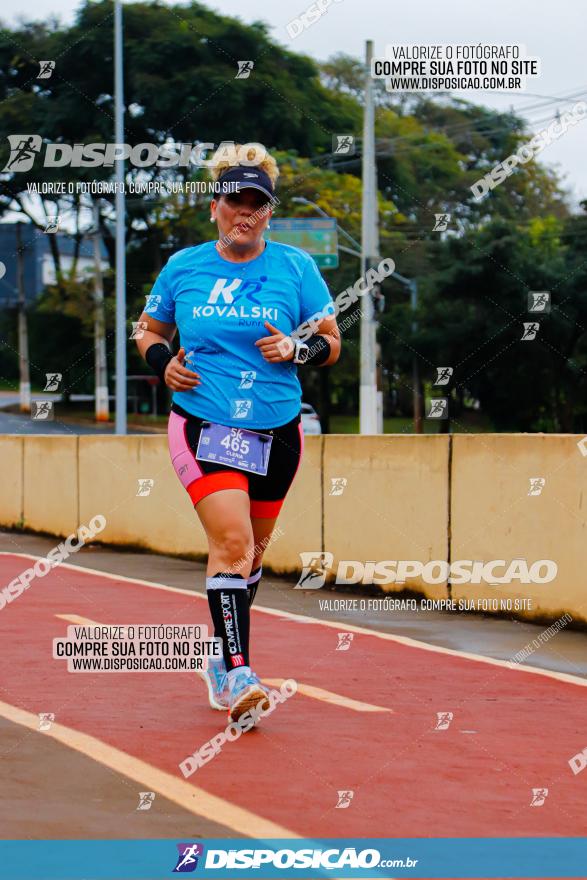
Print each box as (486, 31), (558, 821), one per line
(211, 526), (254, 564)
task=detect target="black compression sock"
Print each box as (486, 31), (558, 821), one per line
(206, 573), (250, 670)
(247, 565), (262, 606)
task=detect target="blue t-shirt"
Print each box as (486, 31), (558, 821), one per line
(146, 240), (334, 428)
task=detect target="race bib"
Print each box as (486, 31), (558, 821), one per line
(195, 423), (273, 476)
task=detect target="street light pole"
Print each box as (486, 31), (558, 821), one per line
(15, 222), (30, 414)
(114, 0), (126, 434)
(293, 196), (423, 432)
(360, 40), (379, 435)
(92, 202), (109, 422)
(410, 280), (422, 433)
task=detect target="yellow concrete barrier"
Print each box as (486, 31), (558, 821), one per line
(322, 436), (450, 599)
(78, 435), (208, 558)
(262, 436), (322, 574)
(0, 432), (584, 623)
(23, 435), (78, 536)
(0, 436), (23, 528)
(450, 434), (587, 623)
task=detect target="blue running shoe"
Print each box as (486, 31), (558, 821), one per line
(227, 668), (270, 723)
(197, 654), (229, 711)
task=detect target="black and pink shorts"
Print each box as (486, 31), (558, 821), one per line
(167, 402), (304, 518)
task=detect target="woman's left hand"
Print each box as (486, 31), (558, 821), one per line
(255, 322), (294, 363)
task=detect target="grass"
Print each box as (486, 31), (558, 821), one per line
(329, 412), (494, 434)
(0, 380), (46, 393)
(0, 402), (169, 431)
(1, 393), (495, 434)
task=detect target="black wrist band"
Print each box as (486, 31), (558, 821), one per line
(304, 334), (331, 366)
(145, 342), (173, 382)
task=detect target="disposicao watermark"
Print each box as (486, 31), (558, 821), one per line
(2, 138), (267, 173)
(285, 0), (344, 41)
(373, 43), (541, 92)
(508, 613), (572, 666)
(0, 515), (106, 610)
(217, 196), (280, 252)
(294, 552), (557, 588)
(470, 101), (587, 200)
(52, 623), (217, 673)
(277, 258), (395, 357)
(179, 679), (297, 776)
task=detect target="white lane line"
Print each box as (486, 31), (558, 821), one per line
(55, 616), (392, 714)
(262, 678), (392, 714)
(0, 698), (298, 839)
(2, 551), (585, 688)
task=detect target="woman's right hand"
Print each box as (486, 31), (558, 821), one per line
(164, 347), (201, 391)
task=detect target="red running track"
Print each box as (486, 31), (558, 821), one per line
(0, 551), (586, 844)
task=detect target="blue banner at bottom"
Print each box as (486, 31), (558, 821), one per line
(0, 838), (586, 879)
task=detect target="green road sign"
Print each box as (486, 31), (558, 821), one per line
(267, 218), (339, 269)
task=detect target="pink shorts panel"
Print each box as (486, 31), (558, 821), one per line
(167, 410), (203, 490)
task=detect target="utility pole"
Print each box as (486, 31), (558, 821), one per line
(293, 192), (420, 433)
(114, 0), (127, 434)
(16, 223), (30, 413)
(410, 280), (423, 433)
(360, 40), (380, 435)
(92, 202), (109, 421)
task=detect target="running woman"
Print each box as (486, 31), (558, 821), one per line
(136, 146), (340, 722)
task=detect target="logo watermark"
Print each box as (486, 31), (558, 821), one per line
(2, 138), (267, 173)
(277, 258), (395, 357)
(137, 792), (156, 811)
(374, 43), (540, 92)
(295, 553), (557, 587)
(521, 322), (540, 341)
(0, 515), (107, 610)
(470, 101), (586, 200)
(427, 398), (448, 419)
(329, 477), (347, 496)
(235, 61), (254, 79)
(528, 477), (545, 496)
(433, 213), (451, 232)
(286, 0), (344, 40)
(43, 372), (62, 391)
(335, 790), (354, 808)
(333, 134), (355, 155)
(569, 747), (587, 776)
(435, 712), (454, 730)
(335, 632), (354, 651)
(530, 788), (548, 807)
(37, 61), (55, 79)
(31, 400), (54, 420)
(173, 843), (204, 873)
(528, 291), (550, 313)
(38, 712), (55, 731)
(217, 196), (279, 252)
(434, 367), (453, 386)
(508, 613), (572, 666)
(179, 679), (297, 776)
(130, 321), (148, 340)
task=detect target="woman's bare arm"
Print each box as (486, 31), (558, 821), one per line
(134, 312), (177, 358)
(313, 315), (341, 366)
(135, 313), (201, 390)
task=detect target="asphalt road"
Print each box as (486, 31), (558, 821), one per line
(0, 406), (153, 435)
(1, 531), (586, 855)
(2, 529), (586, 678)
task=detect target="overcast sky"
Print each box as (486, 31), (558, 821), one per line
(5, 0), (587, 205)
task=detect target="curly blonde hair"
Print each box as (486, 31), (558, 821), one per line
(209, 142), (279, 185)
